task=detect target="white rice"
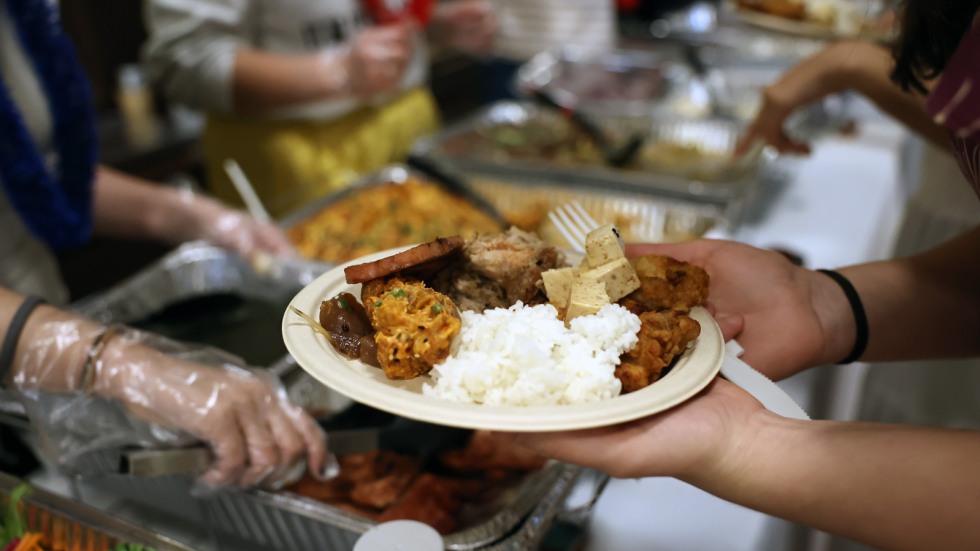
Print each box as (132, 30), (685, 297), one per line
(422, 302), (641, 406)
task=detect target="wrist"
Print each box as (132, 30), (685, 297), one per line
(681, 411), (806, 494)
(313, 50), (353, 98)
(810, 268), (860, 365)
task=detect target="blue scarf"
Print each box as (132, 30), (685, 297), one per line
(0, 0), (97, 250)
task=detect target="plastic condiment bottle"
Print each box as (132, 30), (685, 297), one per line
(353, 520), (444, 551)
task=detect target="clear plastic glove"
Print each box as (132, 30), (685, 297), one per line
(185, 190), (296, 262)
(431, 0), (496, 55)
(335, 22), (415, 99)
(12, 320), (332, 490)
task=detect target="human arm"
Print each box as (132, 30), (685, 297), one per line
(503, 379), (980, 551)
(91, 165), (293, 259)
(0, 286), (329, 487)
(735, 40), (948, 155)
(143, 0), (413, 116)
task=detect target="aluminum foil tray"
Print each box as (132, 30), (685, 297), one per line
(41, 240), (579, 550)
(280, 163), (506, 263)
(0, 472), (196, 551)
(412, 100), (765, 208)
(466, 175), (725, 244)
(72, 454), (580, 551)
(515, 45), (850, 136)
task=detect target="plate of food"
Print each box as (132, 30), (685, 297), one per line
(283, 227), (724, 432)
(728, 0), (896, 41)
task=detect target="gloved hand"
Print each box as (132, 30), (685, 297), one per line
(339, 21), (416, 99)
(186, 191), (296, 262)
(12, 318), (332, 490)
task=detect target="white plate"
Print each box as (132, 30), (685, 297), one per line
(282, 248), (725, 432)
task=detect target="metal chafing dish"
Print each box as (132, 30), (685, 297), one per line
(412, 101), (760, 225)
(44, 240), (586, 550)
(514, 44), (850, 137)
(282, 163), (725, 248)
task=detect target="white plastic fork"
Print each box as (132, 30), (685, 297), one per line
(547, 202), (810, 420)
(547, 200), (598, 254)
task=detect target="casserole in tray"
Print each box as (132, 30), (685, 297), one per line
(412, 101), (763, 221)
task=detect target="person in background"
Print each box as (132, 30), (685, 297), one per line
(142, 0), (496, 218)
(0, 0), (328, 488)
(481, 0), (617, 102)
(504, 2), (980, 550)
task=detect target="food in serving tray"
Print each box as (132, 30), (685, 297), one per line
(288, 178), (502, 262)
(446, 121), (740, 182)
(287, 430), (546, 535)
(306, 226), (709, 402)
(735, 0), (887, 37)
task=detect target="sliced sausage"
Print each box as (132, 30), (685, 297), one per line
(344, 236), (465, 284)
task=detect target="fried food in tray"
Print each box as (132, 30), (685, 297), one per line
(288, 177), (503, 263)
(286, 430), (546, 536)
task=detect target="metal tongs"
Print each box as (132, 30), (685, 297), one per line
(528, 88), (645, 168)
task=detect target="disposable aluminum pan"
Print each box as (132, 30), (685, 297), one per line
(514, 44), (850, 136)
(47, 241), (581, 550)
(412, 100), (765, 207)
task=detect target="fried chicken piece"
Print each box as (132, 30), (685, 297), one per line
(439, 430), (547, 473)
(349, 459), (421, 509)
(378, 474), (475, 535)
(625, 255), (709, 314)
(360, 277), (461, 380)
(286, 472), (352, 502)
(616, 310), (701, 393)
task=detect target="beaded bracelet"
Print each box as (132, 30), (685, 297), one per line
(817, 269), (869, 364)
(78, 324), (125, 393)
(0, 295), (46, 383)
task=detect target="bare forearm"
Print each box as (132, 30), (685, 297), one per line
(837, 41), (949, 149)
(231, 49), (348, 115)
(91, 166), (203, 245)
(690, 415), (980, 551)
(839, 226), (980, 361)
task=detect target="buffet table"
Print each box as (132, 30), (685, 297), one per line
(584, 110), (909, 551)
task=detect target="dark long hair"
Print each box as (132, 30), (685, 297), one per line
(891, 0), (980, 93)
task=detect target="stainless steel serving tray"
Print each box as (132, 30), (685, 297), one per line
(412, 100), (764, 208)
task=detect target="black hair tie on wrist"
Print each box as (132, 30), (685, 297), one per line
(817, 269), (868, 364)
(0, 295), (46, 383)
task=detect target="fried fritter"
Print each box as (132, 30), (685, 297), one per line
(361, 277), (461, 380)
(616, 310), (702, 393)
(625, 255), (709, 313)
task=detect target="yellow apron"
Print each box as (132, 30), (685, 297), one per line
(203, 87), (440, 218)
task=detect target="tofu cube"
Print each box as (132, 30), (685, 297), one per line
(585, 224), (626, 268)
(579, 257), (641, 302)
(565, 276), (610, 321)
(541, 267), (578, 309)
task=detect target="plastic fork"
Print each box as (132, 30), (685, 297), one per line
(547, 202), (810, 420)
(547, 201), (599, 254)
